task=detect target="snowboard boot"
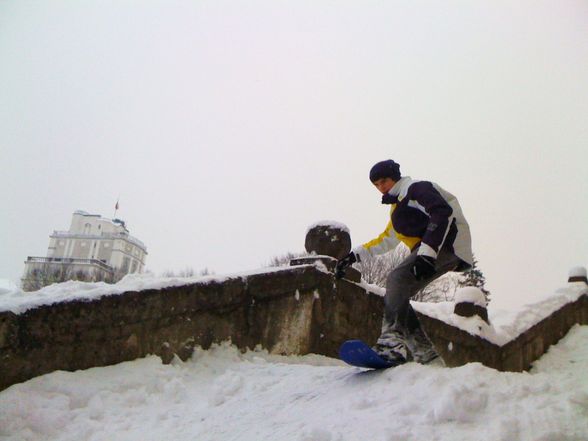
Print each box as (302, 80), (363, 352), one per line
(373, 342), (408, 365)
(406, 327), (439, 364)
(373, 329), (409, 365)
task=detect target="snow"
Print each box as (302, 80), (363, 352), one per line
(489, 282), (588, 344)
(312, 259), (332, 274)
(454, 286), (487, 307)
(413, 282), (588, 346)
(569, 266), (587, 278)
(413, 301), (497, 342)
(0, 266), (314, 315)
(5, 264), (585, 349)
(354, 279), (386, 296)
(306, 220), (350, 234)
(1, 327), (587, 441)
(0, 279), (18, 296)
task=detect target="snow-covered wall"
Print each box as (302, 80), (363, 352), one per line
(0, 263), (383, 391)
(2, 255), (587, 391)
(413, 281), (588, 372)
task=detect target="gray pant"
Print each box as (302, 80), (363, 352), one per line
(378, 245), (462, 358)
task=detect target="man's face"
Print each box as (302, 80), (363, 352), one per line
(372, 177), (396, 194)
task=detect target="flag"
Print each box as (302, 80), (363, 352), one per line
(115, 200), (119, 210)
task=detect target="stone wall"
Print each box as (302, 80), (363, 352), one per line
(0, 264), (383, 392)
(2, 220), (587, 390)
(415, 285), (588, 372)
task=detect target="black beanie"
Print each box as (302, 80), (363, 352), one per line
(369, 160), (401, 182)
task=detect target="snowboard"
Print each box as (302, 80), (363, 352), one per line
(338, 339), (401, 369)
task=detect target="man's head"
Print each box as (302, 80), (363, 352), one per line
(369, 160), (401, 194)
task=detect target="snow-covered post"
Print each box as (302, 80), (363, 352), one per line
(453, 287), (489, 324)
(568, 267), (588, 284)
(291, 221), (361, 282)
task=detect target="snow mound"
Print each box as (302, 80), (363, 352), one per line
(0, 279), (18, 296)
(1, 328), (588, 441)
(0, 267), (309, 314)
(413, 282), (587, 345)
(306, 220), (350, 234)
(454, 286), (487, 307)
(569, 266), (587, 278)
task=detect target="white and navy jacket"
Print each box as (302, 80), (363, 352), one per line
(354, 176), (473, 268)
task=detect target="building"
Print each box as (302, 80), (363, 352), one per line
(22, 211), (148, 290)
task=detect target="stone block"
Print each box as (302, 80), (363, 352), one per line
(0, 312), (17, 350)
(305, 222), (351, 260)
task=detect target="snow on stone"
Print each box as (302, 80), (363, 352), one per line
(490, 282), (588, 344)
(306, 220), (350, 234)
(569, 266), (587, 278)
(413, 300), (498, 343)
(0, 266), (315, 315)
(355, 279), (386, 296)
(2, 327), (588, 441)
(413, 280), (588, 346)
(312, 259), (331, 274)
(454, 286), (487, 307)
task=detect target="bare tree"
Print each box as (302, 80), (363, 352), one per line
(355, 244), (464, 303)
(266, 251), (308, 267)
(354, 244), (410, 286)
(160, 267), (215, 278)
(412, 271), (461, 302)
(22, 260), (127, 292)
(22, 261), (74, 291)
(179, 267), (195, 277)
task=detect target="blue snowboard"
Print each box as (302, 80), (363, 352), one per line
(339, 339), (400, 369)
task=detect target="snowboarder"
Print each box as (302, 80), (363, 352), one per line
(336, 160), (474, 365)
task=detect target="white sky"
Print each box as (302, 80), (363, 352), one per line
(1, 0), (586, 310)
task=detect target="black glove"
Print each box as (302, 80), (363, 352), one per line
(335, 252), (357, 279)
(411, 255), (436, 281)
(381, 193), (398, 205)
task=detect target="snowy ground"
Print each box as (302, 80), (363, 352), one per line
(1, 326), (587, 441)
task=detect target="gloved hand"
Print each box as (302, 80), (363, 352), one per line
(411, 255), (436, 281)
(335, 252), (357, 279)
(381, 193), (398, 205)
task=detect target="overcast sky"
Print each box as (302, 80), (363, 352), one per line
(1, 0), (586, 309)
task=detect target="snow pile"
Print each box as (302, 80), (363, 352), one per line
(0, 266), (311, 315)
(1, 327), (587, 441)
(413, 301), (497, 342)
(569, 266), (587, 278)
(490, 282), (588, 343)
(306, 220), (350, 234)
(0, 279), (18, 296)
(454, 286), (487, 307)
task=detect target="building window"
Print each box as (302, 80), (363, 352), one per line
(122, 257), (130, 273)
